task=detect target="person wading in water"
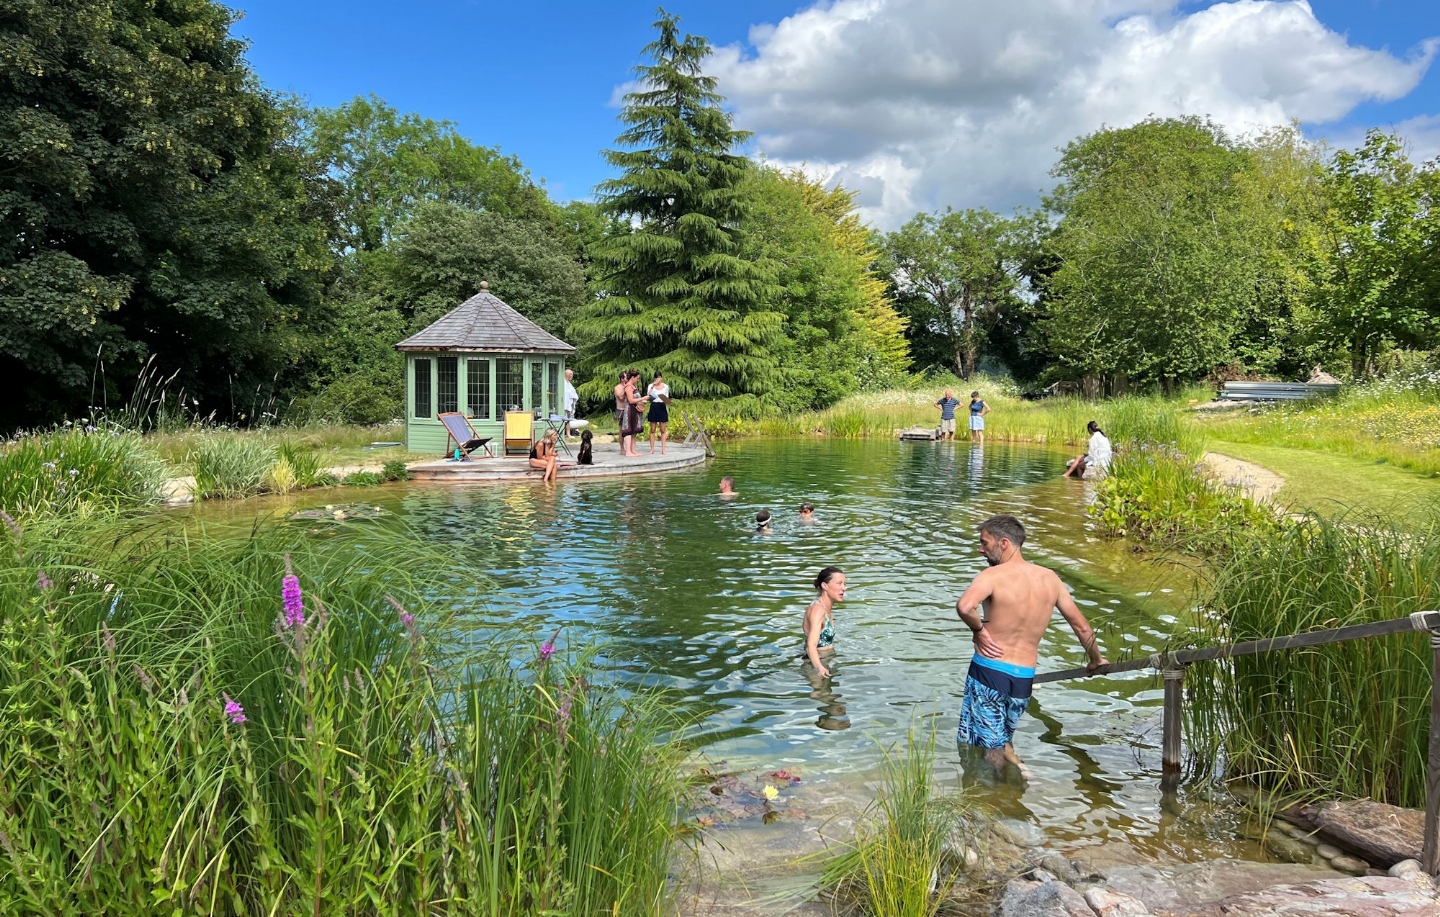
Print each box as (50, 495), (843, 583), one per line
(954, 515), (1106, 775)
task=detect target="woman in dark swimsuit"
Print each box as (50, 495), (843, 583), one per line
(803, 567), (846, 677)
(528, 429), (559, 483)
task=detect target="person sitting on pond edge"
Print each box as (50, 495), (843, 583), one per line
(1064, 421), (1112, 479)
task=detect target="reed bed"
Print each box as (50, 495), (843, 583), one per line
(819, 726), (988, 917)
(0, 427), (166, 518)
(1184, 515), (1440, 807)
(0, 513), (685, 915)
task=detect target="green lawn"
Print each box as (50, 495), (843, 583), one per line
(1207, 439), (1439, 520)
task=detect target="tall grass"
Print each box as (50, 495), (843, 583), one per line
(0, 428), (166, 518)
(1184, 514), (1440, 807)
(0, 514), (685, 915)
(193, 436), (278, 499)
(819, 726), (987, 917)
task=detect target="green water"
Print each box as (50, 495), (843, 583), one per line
(206, 438), (1261, 863)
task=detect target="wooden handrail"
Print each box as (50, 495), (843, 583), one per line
(1034, 610), (1440, 684)
(1028, 609), (1440, 875)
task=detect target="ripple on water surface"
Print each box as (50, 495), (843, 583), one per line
(265, 439), (1256, 863)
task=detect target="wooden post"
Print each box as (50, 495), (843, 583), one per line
(1424, 626), (1440, 876)
(1161, 668), (1185, 774)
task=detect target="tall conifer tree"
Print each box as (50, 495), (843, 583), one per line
(574, 10), (781, 404)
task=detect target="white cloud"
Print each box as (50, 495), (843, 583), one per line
(701, 0), (1437, 227)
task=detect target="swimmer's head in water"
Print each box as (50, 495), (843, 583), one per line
(814, 566), (846, 600)
(719, 476), (735, 494)
(977, 514), (1025, 565)
(799, 503), (814, 516)
(756, 509), (772, 528)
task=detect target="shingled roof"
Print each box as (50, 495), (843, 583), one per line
(394, 283), (575, 355)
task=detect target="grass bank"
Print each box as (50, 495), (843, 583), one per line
(1184, 515), (1440, 808)
(0, 513), (685, 915)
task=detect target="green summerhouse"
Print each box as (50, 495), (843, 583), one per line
(396, 282), (575, 454)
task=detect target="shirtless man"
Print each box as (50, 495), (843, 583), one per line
(954, 514), (1106, 770)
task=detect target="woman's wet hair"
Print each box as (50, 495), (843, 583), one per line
(1086, 420), (1104, 435)
(814, 566), (844, 590)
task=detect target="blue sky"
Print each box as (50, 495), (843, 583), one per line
(232, 1), (1440, 224)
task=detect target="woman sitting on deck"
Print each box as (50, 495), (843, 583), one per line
(529, 429), (560, 484)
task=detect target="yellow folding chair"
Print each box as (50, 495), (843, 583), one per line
(504, 411), (534, 456)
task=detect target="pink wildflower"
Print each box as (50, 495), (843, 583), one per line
(282, 574), (304, 628)
(36, 570), (52, 591)
(222, 693), (247, 725)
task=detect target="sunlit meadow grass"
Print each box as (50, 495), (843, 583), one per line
(1190, 386), (1440, 477)
(0, 513), (686, 915)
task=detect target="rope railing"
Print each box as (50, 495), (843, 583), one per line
(1031, 609), (1440, 874)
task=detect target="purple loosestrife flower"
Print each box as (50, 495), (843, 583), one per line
(36, 570), (52, 591)
(539, 641), (556, 662)
(223, 693), (247, 725)
(282, 574), (304, 628)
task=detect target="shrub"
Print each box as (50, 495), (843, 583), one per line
(381, 458), (410, 482)
(301, 373), (402, 426)
(193, 436), (277, 499)
(0, 514), (685, 915)
(0, 428), (166, 518)
(1091, 446), (1277, 553)
(342, 470), (385, 487)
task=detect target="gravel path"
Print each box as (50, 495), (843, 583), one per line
(1200, 452), (1285, 504)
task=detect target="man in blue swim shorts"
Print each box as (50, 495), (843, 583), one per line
(955, 515), (1107, 771)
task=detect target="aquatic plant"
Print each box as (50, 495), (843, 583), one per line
(192, 434), (277, 499)
(0, 427), (166, 518)
(1091, 446), (1278, 554)
(1184, 514), (1440, 808)
(0, 513), (685, 915)
(818, 725), (987, 917)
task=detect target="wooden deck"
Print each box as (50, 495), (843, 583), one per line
(407, 441), (708, 483)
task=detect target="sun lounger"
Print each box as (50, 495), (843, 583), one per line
(438, 412), (494, 459)
(504, 411), (534, 456)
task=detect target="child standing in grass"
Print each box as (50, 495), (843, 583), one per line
(969, 391), (990, 444)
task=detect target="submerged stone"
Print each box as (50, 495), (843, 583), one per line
(1315, 800), (1423, 868)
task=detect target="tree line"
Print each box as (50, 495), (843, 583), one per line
(3, 2), (1436, 429)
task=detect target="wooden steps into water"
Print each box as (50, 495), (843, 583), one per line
(898, 426), (941, 442)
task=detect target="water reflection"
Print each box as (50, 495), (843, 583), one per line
(802, 662), (850, 731)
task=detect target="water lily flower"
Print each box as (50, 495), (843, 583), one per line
(762, 785), (779, 801)
(222, 693), (247, 725)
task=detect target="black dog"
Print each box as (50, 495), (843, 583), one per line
(577, 430), (593, 465)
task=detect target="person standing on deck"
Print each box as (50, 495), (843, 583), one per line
(563, 369), (580, 438)
(954, 515), (1106, 773)
(935, 389), (961, 441)
(968, 391), (990, 444)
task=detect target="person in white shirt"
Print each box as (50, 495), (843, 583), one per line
(1064, 421), (1113, 479)
(645, 371), (671, 454)
(562, 369), (579, 438)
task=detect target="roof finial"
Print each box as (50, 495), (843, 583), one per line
(479, 280), (490, 292)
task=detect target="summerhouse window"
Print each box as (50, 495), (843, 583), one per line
(466, 359), (490, 421)
(529, 361), (543, 413)
(547, 362), (560, 414)
(437, 357), (458, 414)
(413, 358), (432, 418)
(497, 358), (524, 412)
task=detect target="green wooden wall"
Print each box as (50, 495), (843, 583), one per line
(404, 353), (567, 455)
